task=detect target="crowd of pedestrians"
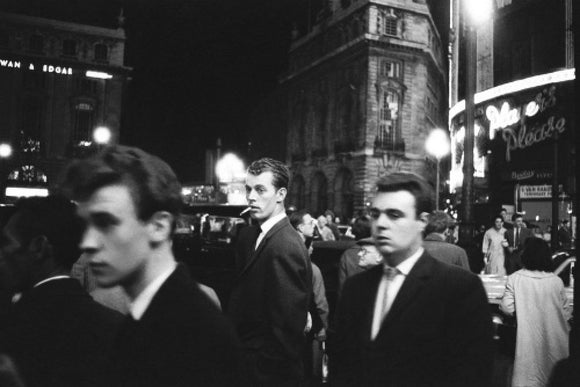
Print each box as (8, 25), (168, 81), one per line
(0, 145), (574, 386)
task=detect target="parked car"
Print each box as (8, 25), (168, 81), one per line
(173, 204), (252, 309)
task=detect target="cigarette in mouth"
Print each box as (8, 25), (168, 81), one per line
(240, 207), (252, 216)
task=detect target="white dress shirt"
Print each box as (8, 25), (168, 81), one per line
(255, 212), (286, 250)
(129, 263), (176, 320)
(371, 247), (424, 340)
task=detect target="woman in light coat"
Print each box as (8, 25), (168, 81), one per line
(500, 238), (571, 387)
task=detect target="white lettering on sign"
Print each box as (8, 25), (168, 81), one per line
(520, 185), (553, 199)
(0, 59), (21, 68)
(487, 100), (539, 139)
(0, 57), (74, 76)
(502, 115), (566, 162)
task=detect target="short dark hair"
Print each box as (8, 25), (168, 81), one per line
(425, 211), (452, 234)
(247, 157), (290, 190)
(521, 238), (554, 272)
(289, 210), (308, 230)
(512, 213), (524, 222)
(11, 195), (82, 270)
(351, 216), (371, 240)
(375, 172), (433, 217)
(60, 145), (182, 223)
(493, 215), (503, 222)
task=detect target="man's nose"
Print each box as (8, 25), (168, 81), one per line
(79, 227), (99, 254)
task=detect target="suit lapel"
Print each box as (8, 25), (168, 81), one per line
(238, 217), (289, 278)
(378, 253), (435, 332)
(362, 265), (386, 343)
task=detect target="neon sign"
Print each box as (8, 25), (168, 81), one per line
(484, 85), (566, 162)
(0, 57), (73, 75)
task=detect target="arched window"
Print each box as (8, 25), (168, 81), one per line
(290, 175), (306, 210)
(333, 169), (354, 220)
(310, 172), (328, 216)
(72, 102), (95, 143)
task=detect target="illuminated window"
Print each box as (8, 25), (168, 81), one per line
(29, 34), (44, 52)
(94, 43), (108, 61)
(72, 102), (94, 142)
(380, 60), (401, 78)
(376, 89), (400, 150)
(63, 39), (77, 56)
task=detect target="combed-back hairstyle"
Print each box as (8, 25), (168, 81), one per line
(375, 172), (434, 217)
(521, 238), (554, 272)
(289, 210), (309, 230)
(60, 145), (182, 223)
(247, 157), (290, 190)
(11, 195), (82, 270)
(425, 210), (452, 234)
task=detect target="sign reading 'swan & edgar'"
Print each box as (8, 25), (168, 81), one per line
(0, 58), (73, 75)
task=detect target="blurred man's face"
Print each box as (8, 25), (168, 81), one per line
(0, 214), (34, 291)
(370, 190), (426, 266)
(494, 218), (503, 230)
(514, 217), (524, 228)
(245, 171), (285, 224)
(357, 245), (382, 268)
(299, 214), (315, 238)
(77, 184), (152, 291)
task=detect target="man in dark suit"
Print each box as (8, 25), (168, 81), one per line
(504, 213), (533, 274)
(228, 157), (311, 386)
(330, 173), (494, 387)
(423, 210), (471, 271)
(0, 195), (123, 387)
(62, 145), (240, 387)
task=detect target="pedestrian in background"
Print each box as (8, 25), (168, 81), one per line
(423, 210), (470, 271)
(505, 213), (534, 274)
(482, 215), (508, 275)
(228, 157), (311, 386)
(316, 215), (336, 241)
(337, 216), (373, 293)
(500, 238), (571, 387)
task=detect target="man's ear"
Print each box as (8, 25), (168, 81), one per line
(276, 187), (287, 203)
(27, 235), (51, 263)
(148, 211), (174, 243)
(418, 212), (429, 231)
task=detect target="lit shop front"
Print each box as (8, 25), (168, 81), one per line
(448, 69), (575, 231)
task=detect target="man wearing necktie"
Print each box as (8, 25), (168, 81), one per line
(331, 172), (493, 387)
(228, 158), (311, 386)
(504, 213), (533, 274)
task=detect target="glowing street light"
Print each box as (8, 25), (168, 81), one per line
(93, 126), (112, 145)
(0, 143), (12, 159)
(426, 129), (451, 210)
(215, 153), (245, 183)
(464, 0), (493, 26)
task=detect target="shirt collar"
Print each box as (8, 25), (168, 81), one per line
(387, 247), (424, 276)
(129, 263), (176, 320)
(34, 275), (71, 288)
(259, 212), (286, 235)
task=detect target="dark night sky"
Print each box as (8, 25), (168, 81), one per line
(2, 0), (448, 182)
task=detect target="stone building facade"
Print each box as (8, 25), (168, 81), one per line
(277, 0), (447, 219)
(0, 11), (130, 200)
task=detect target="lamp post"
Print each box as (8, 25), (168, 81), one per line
(426, 128), (451, 210)
(0, 142), (13, 203)
(215, 153), (246, 205)
(460, 0), (492, 245)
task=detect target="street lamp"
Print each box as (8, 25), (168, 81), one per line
(426, 128), (451, 210)
(93, 126), (112, 146)
(460, 0), (492, 245)
(216, 153), (246, 205)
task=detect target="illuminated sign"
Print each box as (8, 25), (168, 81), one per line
(0, 57), (73, 76)
(485, 85), (566, 162)
(519, 185), (562, 199)
(5, 187), (49, 198)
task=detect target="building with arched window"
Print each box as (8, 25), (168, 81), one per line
(0, 11), (130, 201)
(251, 0), (447, 219)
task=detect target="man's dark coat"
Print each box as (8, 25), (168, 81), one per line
(0, 278), (123, 387)
(228, 218), (311, 385)
(330, 251), (494, 387)
(110, 264), (240, 387)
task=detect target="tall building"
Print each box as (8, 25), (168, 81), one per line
(252, 0), (447, 219)
(0, 11), (130, 201)
(448, 0), (575, 232)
